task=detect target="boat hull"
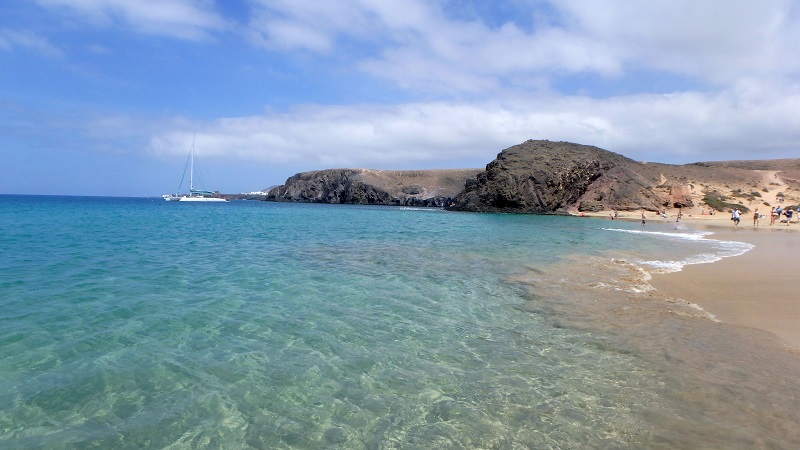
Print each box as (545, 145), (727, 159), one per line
(177, 196), (228, 202)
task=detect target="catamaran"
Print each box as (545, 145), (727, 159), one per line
(163, 137), (228, 202)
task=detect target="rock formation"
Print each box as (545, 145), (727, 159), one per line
(264, 140), (800, 214)
(266, 168), (481, 207)
(449, 140), (665, 213)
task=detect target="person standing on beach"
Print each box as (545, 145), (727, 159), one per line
(770, 207), (778, 225)
(732, 209), (740, 226)
(785, 208), (793, 225)
(753, 209), (760, 226)
(641, 211), (646, 226)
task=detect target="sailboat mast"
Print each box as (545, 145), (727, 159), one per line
(189, 134), (195, 192)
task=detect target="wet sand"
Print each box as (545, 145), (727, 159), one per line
(650, 224), (800, 349)
(511, 215), (800, 447)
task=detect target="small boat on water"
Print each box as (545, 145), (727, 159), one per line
(163, 136), (228, 202)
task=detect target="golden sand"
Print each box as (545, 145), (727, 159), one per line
(650, 225), (800, 349)
(579, 206), (800, 349)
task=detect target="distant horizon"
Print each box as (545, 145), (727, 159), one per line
(3, 1), (799, 196)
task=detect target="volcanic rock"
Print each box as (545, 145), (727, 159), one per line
(449, 140), (664, 213)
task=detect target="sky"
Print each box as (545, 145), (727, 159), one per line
(2, 0), (799, 196)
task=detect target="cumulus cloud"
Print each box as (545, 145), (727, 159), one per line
(24, 0), (800, 172)
(244, 0), (800, 96)
(246, 0), (622, 94)
(35, 0), (228, 40)
(554, 0), (800, 84)
(222, 0), (800, 167)
(147, 79), (800, 168)
(148, 103), (511, 168)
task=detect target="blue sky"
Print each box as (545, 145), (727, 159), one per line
(2, 0), (799, 196)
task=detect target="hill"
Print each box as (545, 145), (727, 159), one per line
(265, 140), (800, 214)
(450, 140), (800, 214)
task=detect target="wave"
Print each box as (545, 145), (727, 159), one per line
(600, 227), (714, 240)
(601, 227), (754, 273)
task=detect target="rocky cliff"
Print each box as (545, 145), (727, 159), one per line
(265, 140), (800, 214)
(267, 168), (481, 207)
(449, 140), (666, 213)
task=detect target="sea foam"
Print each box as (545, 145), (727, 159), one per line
(601, 227), (754, 273)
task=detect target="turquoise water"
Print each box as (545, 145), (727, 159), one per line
(1, 196), (796, 448)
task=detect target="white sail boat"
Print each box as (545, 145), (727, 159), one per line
(163, 137), (228, 202)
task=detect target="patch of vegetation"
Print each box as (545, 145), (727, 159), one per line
(729, 189), (761, 202)
(777, 191), (785, 197)
(703, 191), (750, 213)
(762, 187), (769, 192)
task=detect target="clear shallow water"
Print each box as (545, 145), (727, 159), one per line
(1, 196), (797, 448)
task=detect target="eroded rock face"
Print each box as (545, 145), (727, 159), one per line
(266, 170), (394, 204)
(667, 185), (694, 208)
(266, 168), (479, 206)
(449, 140), (665, 213)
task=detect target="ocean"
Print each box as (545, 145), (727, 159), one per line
(2, 195), (799, 449)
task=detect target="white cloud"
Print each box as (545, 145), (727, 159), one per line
(544, 0), (800, 84)
(216, 0), (800, 170)
(246, 0), (622, 94)
(22, 0), (800, 177)
(246, 0), (800, 94)
(146, 77), (800, 169)
(0, 28), (63, 57)
(149, 103), (510, 168)
(35, 0), (228, 40)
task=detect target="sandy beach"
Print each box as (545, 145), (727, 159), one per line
(651, 224), (800, 349)
(584, 208), (800, 349)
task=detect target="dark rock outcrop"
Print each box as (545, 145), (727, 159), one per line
(448, 140), (665, 213)
(266, 168), (480, 207)
(266, 169), (391, 204)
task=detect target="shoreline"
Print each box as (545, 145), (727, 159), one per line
(580, 209), (800, 349)
(650, 224), (800, 349)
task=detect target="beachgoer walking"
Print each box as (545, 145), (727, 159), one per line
(753, 209), (759, 226)
(770, 207), (777, 225)
(732, 209), (740, 226)
(786, 208), (794, 225)
(641, 211), (646, 226)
